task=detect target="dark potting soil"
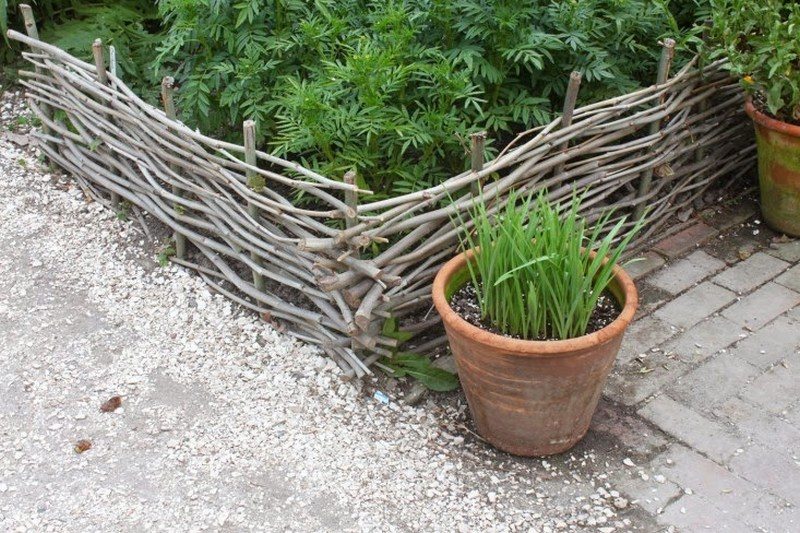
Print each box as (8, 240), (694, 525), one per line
(752, 93), (800, 127)
(449, 282), (621, 341)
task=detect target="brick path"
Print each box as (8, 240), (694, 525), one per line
(603, 197), (800, 532)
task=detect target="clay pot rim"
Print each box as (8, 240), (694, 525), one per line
(431, 248), (638, 356)
(745, 99), (800, 138)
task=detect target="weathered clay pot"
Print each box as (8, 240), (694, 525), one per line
(432, 250), (638, 456)
(745, 100), (800, 236)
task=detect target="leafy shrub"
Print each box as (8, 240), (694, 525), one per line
(454, 191), (643, 340)
(2, 1), (161, 97)
(41, 2), (162, 92)
(709, 0), (800, 123)
(154, 0), (704, 197)
(4, 1), (708, 196)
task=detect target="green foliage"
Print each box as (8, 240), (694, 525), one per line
(6, 113), (31, 131)
(454, 190), (643, 340)
(380, 352), (460, 392)
(154, 0), (705, 197)
(156, 243), (176, 266)
(2, 1), (161, 98)
(115, 200), (131, 221)
(708, 0), (800, 122)
(380, 315), (413, 344)
(669, 0), (710, 27)
(40, 2), (162, 95)
(4, 1), (710, 195)
(378, 316), (459, 391)
(247, 174), (266, 193)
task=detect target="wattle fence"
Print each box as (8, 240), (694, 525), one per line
(8, 20), (756, 378)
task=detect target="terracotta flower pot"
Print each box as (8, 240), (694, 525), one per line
(432, 250), (638, 456)
(745, 100), (800, 236)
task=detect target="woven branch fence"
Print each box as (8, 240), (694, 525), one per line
(8, 20), (756, 378)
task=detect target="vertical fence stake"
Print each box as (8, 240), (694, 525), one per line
(92, 38), (108, 85)
(469, 131), (486, 196)
(161, 76), (186, 260)
(343, 169), (360, 350)
(343, 170), (359, 258)
(19, 4), (38, 39)
(554, 71), (582, 177)
(91, 38), (118, 207)
(695, 26), (710, 166)
(243, 120), (266, 292)
(634, 38), (675, 220)
(18, 5), (53, 148)
(109, 45), (117, 79)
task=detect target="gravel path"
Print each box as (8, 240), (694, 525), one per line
(0, 87), (651, 532)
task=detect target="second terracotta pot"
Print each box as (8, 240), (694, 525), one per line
(432, 250), (638, 456)
(745, 100), (800, 236)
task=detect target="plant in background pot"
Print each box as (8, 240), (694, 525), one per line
(432, 191), (643, 456)
(709, 0), (800, 235)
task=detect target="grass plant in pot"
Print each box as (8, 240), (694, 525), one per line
(710, 0), (800, 235)
(432, 191), (643, 456)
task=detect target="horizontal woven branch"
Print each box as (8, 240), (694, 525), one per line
(8, 28), (756, 377)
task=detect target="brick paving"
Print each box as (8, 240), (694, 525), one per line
(652, 223), (719, 258)
(603, 198), (800, 532)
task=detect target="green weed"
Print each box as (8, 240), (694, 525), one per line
(379, 352), (459, 392)
(377, 316), (459, 391)
(156, 243), (176, 267)
(115, 200), (131, 221)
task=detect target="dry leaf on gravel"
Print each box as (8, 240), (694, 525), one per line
(74, 439), (92, 453)
(260, 311), (285, 332)
(100, 396), (122, 412)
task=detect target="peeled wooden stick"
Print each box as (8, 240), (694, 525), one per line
(109, 45), (117, 79)
(91, 39), (108, 85)
(18, 4), (38, 40)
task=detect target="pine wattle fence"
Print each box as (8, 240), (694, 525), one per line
(8, 11), (755, 378)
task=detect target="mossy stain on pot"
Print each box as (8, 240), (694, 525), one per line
(746, 100), (800, 236)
